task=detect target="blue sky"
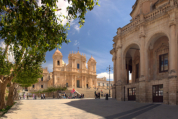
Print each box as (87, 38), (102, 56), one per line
(42, 0), (136, 81)
(0, 0), (136, 81)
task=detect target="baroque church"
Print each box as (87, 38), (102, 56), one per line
(28, 49), (98, 91)
(110, 0), (178, 105)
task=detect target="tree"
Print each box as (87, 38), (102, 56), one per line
(0, 0), (99, 109)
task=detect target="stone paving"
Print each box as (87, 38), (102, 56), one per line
(1, 98), (178, 119)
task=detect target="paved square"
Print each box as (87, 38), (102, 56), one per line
(1, 98), (178, 119)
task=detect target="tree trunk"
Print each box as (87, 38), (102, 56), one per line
(7, 83), (15, 107)
(13, 87), (19, 100)
(0, 83), (7, 110)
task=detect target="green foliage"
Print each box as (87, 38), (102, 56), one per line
(33, 86), (67, 94)
(0, 0), (99, 91)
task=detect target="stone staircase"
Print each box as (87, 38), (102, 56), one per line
(66, 88), (112, 98)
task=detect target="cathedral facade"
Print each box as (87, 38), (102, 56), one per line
(110, 0), (178, 105)
(28, 49), (98, 92)
(52, 49), (97, 89)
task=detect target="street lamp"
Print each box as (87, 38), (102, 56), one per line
(106, 65), (113, 97)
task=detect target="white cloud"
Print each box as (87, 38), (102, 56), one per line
(37, 0), (71, 25)
(97, 72), (113, 81)
(74, 25), (80, 32)
(73, 40), (80, 46)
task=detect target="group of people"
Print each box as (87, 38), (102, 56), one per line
(41, 94), (46, 99)
(95, 91), (100, 99)
(79, 94), (84, 98)
(33, 94), (37, 99)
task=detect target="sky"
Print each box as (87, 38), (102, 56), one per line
(42, 0), (136, 81)
(0, 0), (136, 81)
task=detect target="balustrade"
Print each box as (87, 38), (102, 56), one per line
(120, 3), (171, 35)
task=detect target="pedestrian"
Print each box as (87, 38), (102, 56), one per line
(44, 94), (45, 99)
(33, 94), (34, 100)
(35, 95), (36, 100)
(41, 94), (43, 99)
(27, 95), (28, 100)
(24, 93), (25, 99)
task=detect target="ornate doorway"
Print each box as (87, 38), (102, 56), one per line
(153, 84), (163, 102)
(128, 88), (136, 101)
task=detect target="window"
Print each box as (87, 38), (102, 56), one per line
(41, 77), (43, 81)
(77, 64), (80, 69)
(32, 85), (35, 88)
(136, 63), (139, 79)
(159, 54), (168, 72)
(41, 85), (43, 88)
(107, 84), (109, 86)
(93, 66), (94, 70)
(103, 83), (104, 86)
(98, 83), (100, 86)
(57, 61), (60, 65)
(111, 84), (112, 86)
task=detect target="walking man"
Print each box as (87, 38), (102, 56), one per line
(44, 94), (45, 99)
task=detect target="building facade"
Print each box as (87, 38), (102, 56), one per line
(110, 0), (178, 105)
(28, 49), (98, 92)
(97, 77), (113, 89)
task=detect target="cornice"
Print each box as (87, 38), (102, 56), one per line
(118, 5), (176, 39)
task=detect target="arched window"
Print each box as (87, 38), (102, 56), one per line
(77, 64), (80, 69)
(57, 61), (60, 65)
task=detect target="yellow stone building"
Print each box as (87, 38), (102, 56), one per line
(28, 49), (98, 92)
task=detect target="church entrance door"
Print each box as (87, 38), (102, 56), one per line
(152, 84), (163, 102)
(77, 80), (80, 88)
(128, 88), (136, 101)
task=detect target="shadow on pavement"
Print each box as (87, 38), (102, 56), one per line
(1, 101), (23, 118)
(65, 98), (160, 119)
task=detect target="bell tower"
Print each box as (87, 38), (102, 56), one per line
(52, 49), (63, 71)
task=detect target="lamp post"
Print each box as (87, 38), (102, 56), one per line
(106, 65), (113, 97)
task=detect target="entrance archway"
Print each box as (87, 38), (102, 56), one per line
(124, 43), (140, 101)
(147, 33), (169, 103)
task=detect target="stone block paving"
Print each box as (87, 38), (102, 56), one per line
(1, 98), (178, 119)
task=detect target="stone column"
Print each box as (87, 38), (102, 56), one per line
(85, 77), (86, 88)
(168, 11), (177, 105)
(95, 78), (97, 89)
(90, 78), (93, 88)
(81, 77), (83, 88)
(71, 75), (73, 88)
(112, 53), (116, 99)
(64, 74), (66, 87)
(138, 26), (146, 103)
(116, 44), (123, 101)
(74, 75), (76, 88)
